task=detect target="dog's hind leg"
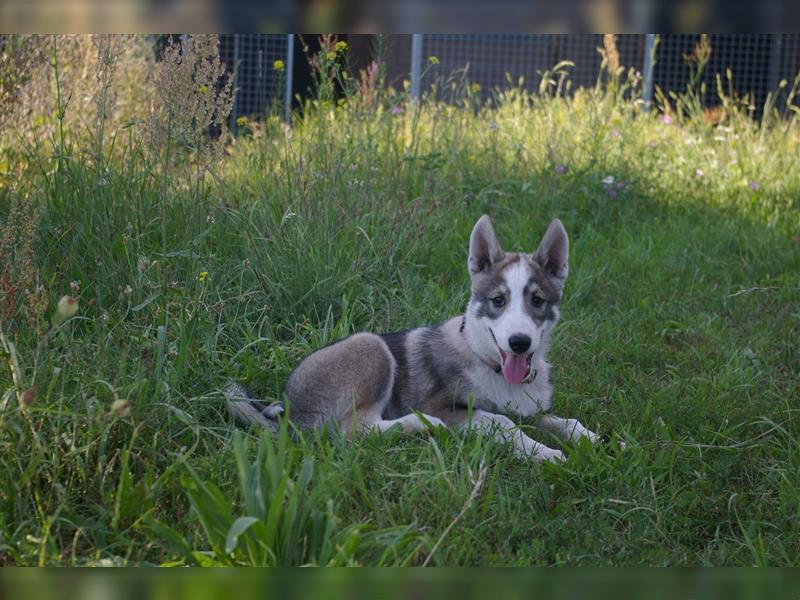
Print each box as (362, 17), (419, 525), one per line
(287, 332), (430, 434)
(273, 333), (443, 436)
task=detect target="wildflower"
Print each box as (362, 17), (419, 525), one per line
(70, 280), (80, 293)
(19, 386), (36, 409)
(428, 56), (439, 65)
(616, 181), (625, 189)
(607, 189), (618, 198)
(273, 59), (285, 71)
(198, 271), (209, 282)
(335, 41), (348, 53)
(555, 165), (567, 174)
(611, 129), (621, 137)
(91, 35), (124, 131)
(471, 83), (481, 94)
(326, 51), (337, 61)
(392, 106), (402, 114)
(206, 214), (215, 224)
(110, 398), (131, 417)
(57, 295), (79, 319)
(123, 285), (132, 297)
(236, 116), (247, 128)
(602, 176), (615, 186)
(662, 114), (672, 125)
(748, 180), (759, 191)
(695, 169), (704, 177)
(147, 35), (233, 180)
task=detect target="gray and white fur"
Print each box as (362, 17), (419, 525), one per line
(227, 215), (609, 462)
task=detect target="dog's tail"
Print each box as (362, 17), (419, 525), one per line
(223, 380), (284, 433)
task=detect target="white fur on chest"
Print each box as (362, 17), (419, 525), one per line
(465, 359), (553, 416)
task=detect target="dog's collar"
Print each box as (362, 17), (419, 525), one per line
(459, 317), (537, 383)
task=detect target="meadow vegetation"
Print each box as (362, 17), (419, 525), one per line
(1, 34), (799, 565)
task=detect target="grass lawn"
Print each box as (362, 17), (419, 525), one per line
(1, 36), (799, 565)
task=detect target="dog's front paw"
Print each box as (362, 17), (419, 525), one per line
(412, 413), (446, 431)
(534, 446), (565, 463)
(600, 433), (627, 450)
(425, 416), (446, 429)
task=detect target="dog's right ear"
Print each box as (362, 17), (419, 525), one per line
(468, 215), (504, 275)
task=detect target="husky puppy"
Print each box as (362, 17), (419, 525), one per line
(228, 215), (608, 462)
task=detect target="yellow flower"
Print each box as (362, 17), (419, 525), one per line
(273, 59), (285, 71)
(326, 51), (337, 61)
(471, 83), (481, 93)
(198, 271), (209, 282)
(428, 56), (439, 65)
(198, 85), (208, 94)
(335, 41), (348, 53)
(236, 116), (247, 127)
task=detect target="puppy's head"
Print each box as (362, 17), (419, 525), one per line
(466, 214), (568, 384)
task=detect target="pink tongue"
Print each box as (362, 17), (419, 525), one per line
(502, 353), (529, 384)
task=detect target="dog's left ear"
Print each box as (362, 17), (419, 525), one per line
(534, 219), (569, 280)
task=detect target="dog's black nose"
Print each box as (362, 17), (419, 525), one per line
(508, 334), (531, 354)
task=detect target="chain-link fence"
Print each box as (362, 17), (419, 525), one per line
(419, 34), (645, 98)
(220, 34), (292, 131)
(224, 34), (800, 128)
(415, 34), (800, 114)
(651, 34), (800, 113)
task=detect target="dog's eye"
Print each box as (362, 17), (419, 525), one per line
(531, 293), (545, 307)
(490, 295), (505, 308)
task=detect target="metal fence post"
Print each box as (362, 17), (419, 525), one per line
(229, 34), (240, 133)
(410, 34), (423, 101)
(767, 34), (782, 97)
(642, 34), (656, 111)
(284, 34), (295, 124)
